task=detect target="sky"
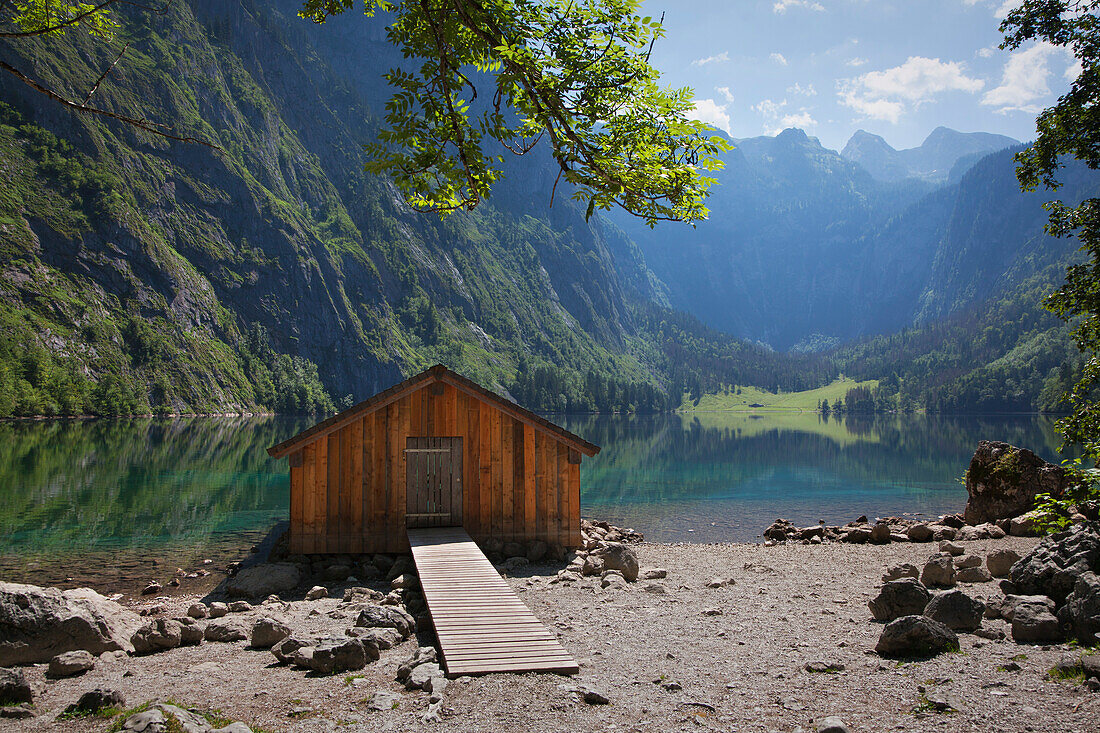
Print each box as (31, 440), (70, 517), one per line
(642, 0), (1079, 152)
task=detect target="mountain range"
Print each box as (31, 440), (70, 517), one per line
(0, 0), (1095, 416)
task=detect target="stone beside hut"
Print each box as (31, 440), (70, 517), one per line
(267, 365), (600, 555)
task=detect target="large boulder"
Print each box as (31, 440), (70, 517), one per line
(47, 650), (96, 678)
(225, 563), (301, 599)
(963, 441), (1068, 525)
(868, 579), (931, 622)
(1057, 571), (1100, 645)
(582, 544), (639, 582)
(1010, 522), (1100, 604)
(987, 548), (1022, 578)
(304, 637), (378, 675)
(250, 618), (292, 649)
(875, 615), (959, 658)
(0, 582), (143, 664)
(924, 590), (984, 632)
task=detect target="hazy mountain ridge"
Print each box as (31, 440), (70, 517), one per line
(841, 126), (1019, 183)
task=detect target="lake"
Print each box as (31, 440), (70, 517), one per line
(0, 412), (1067, 589)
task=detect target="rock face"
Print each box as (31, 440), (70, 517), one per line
(225, 563), (301, 598)
(1011, 522), (1100, 604)
(869, 579), (931, 622)
(924, 590), (984, 632)
(963, 440), (1068, 524)
(875, 615), (959, 658)
(0, 582), (143, 664)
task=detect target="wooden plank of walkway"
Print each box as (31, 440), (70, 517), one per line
(407, 526), (579, 677)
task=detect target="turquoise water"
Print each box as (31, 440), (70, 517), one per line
(0, 412), (1067, 569)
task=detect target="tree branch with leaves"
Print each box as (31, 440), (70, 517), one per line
(300, 0), (729, 225)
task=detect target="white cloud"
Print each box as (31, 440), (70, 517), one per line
(977, 46), (997, 58)
(770, 52), (789, 66)
(753, 98), (817, 135)
(846, 57), (868, 67)
(1066, 59), (1084, 81)
(982, 42), (1060, 113)
(753, 98), (787, 118)
(774, 0), (824, 12)
(787, 82), (817, 96)
(717, 86), (735, 103)
(692, 51), (730, 67)
(966, 0), (1016, 18)
(839, 56), (983, 123)
(688, 98), (732, 134)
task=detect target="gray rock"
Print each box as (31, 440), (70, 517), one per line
(882, 563), (920, 582)
(582, 544), (640, 582)
(225, 563), (301, 599)
(66, 687), (124, 714)
(0, 668), (32, 704)
(644, 583), (668, 594)
(963, 440), (1069, 524)
(250, 617), (291, 649)
(907, 524), (933, 542)
(208, 602), (228, 619)
(0, 704), (33, 719)
(1010, 511), (1043, 536)
(342, 586), (385, 604)
(954, 554), (982, 569)
(930, 525), (957, 541)
(372, 554), (396, 575)
(875, 615), (959, 658)
(204, 621), (248, 643)
(956, 567), (993, 584)
(576, 683), (609, 704)
(1011, 602), (1064, 644)
(132, 619), (183, 655)
(304, 586), (328, 601)
(870, 522), (892, 544)
(998, 594), (1056, 622)
(396, 646), (437, 682)
(272, 636), (309, 664)
(1011, 522), (1100, 604)
(186, 603), (208, 619)
(0, 582), (143, 664)
(705, 576), (736, 588)
(842, 527), (871, 544)
(1058, 571), (1100, 645)
(346, 626), (402, 650)
(322, 563), (353, 582)
(366, 690), (399, 711)
(956, 525), (991, 541)
(641, 567), (668, 580)
(921, 556), (956, 589)
(47, 650), (96, 677)
(816, 717), (851, 733)
(407, 661), (441, 690)
(987, 549), (1022, 578)
(600, 572), (627, 590)
(869, 578), (931, 622)
(386, 556), (415, 582)
(526, 540), (548, 563)
(924, 590), (985, 632)
(939, 541), (964, 556)
(354, 604), (414, 637)
(176, 619), (204, 646)
(390, 573), (419, 590)
(307, 637), (376, 675)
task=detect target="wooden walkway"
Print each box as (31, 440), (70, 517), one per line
(407, 527), (579, 676)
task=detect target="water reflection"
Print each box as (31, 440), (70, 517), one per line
(0, 412), (1068, 564)
(559, 412), (1066, 543)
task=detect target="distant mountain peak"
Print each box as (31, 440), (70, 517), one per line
(841, 127), (1019, 183)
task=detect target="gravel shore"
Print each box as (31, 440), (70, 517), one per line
(8, 536), (1099, 733)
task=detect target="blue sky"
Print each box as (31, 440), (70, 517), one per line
(643, 0), (1078, 151)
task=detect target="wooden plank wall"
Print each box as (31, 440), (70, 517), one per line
(288, 382), (582, 554)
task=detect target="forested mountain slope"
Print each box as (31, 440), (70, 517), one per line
(0, 0), (823, 416)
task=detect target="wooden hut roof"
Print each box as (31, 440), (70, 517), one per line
(267, 364), (600, 459)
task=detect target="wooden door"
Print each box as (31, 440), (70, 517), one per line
(405, 437), (463, 528)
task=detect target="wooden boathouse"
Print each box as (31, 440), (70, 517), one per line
(267, 364), (600, 556)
